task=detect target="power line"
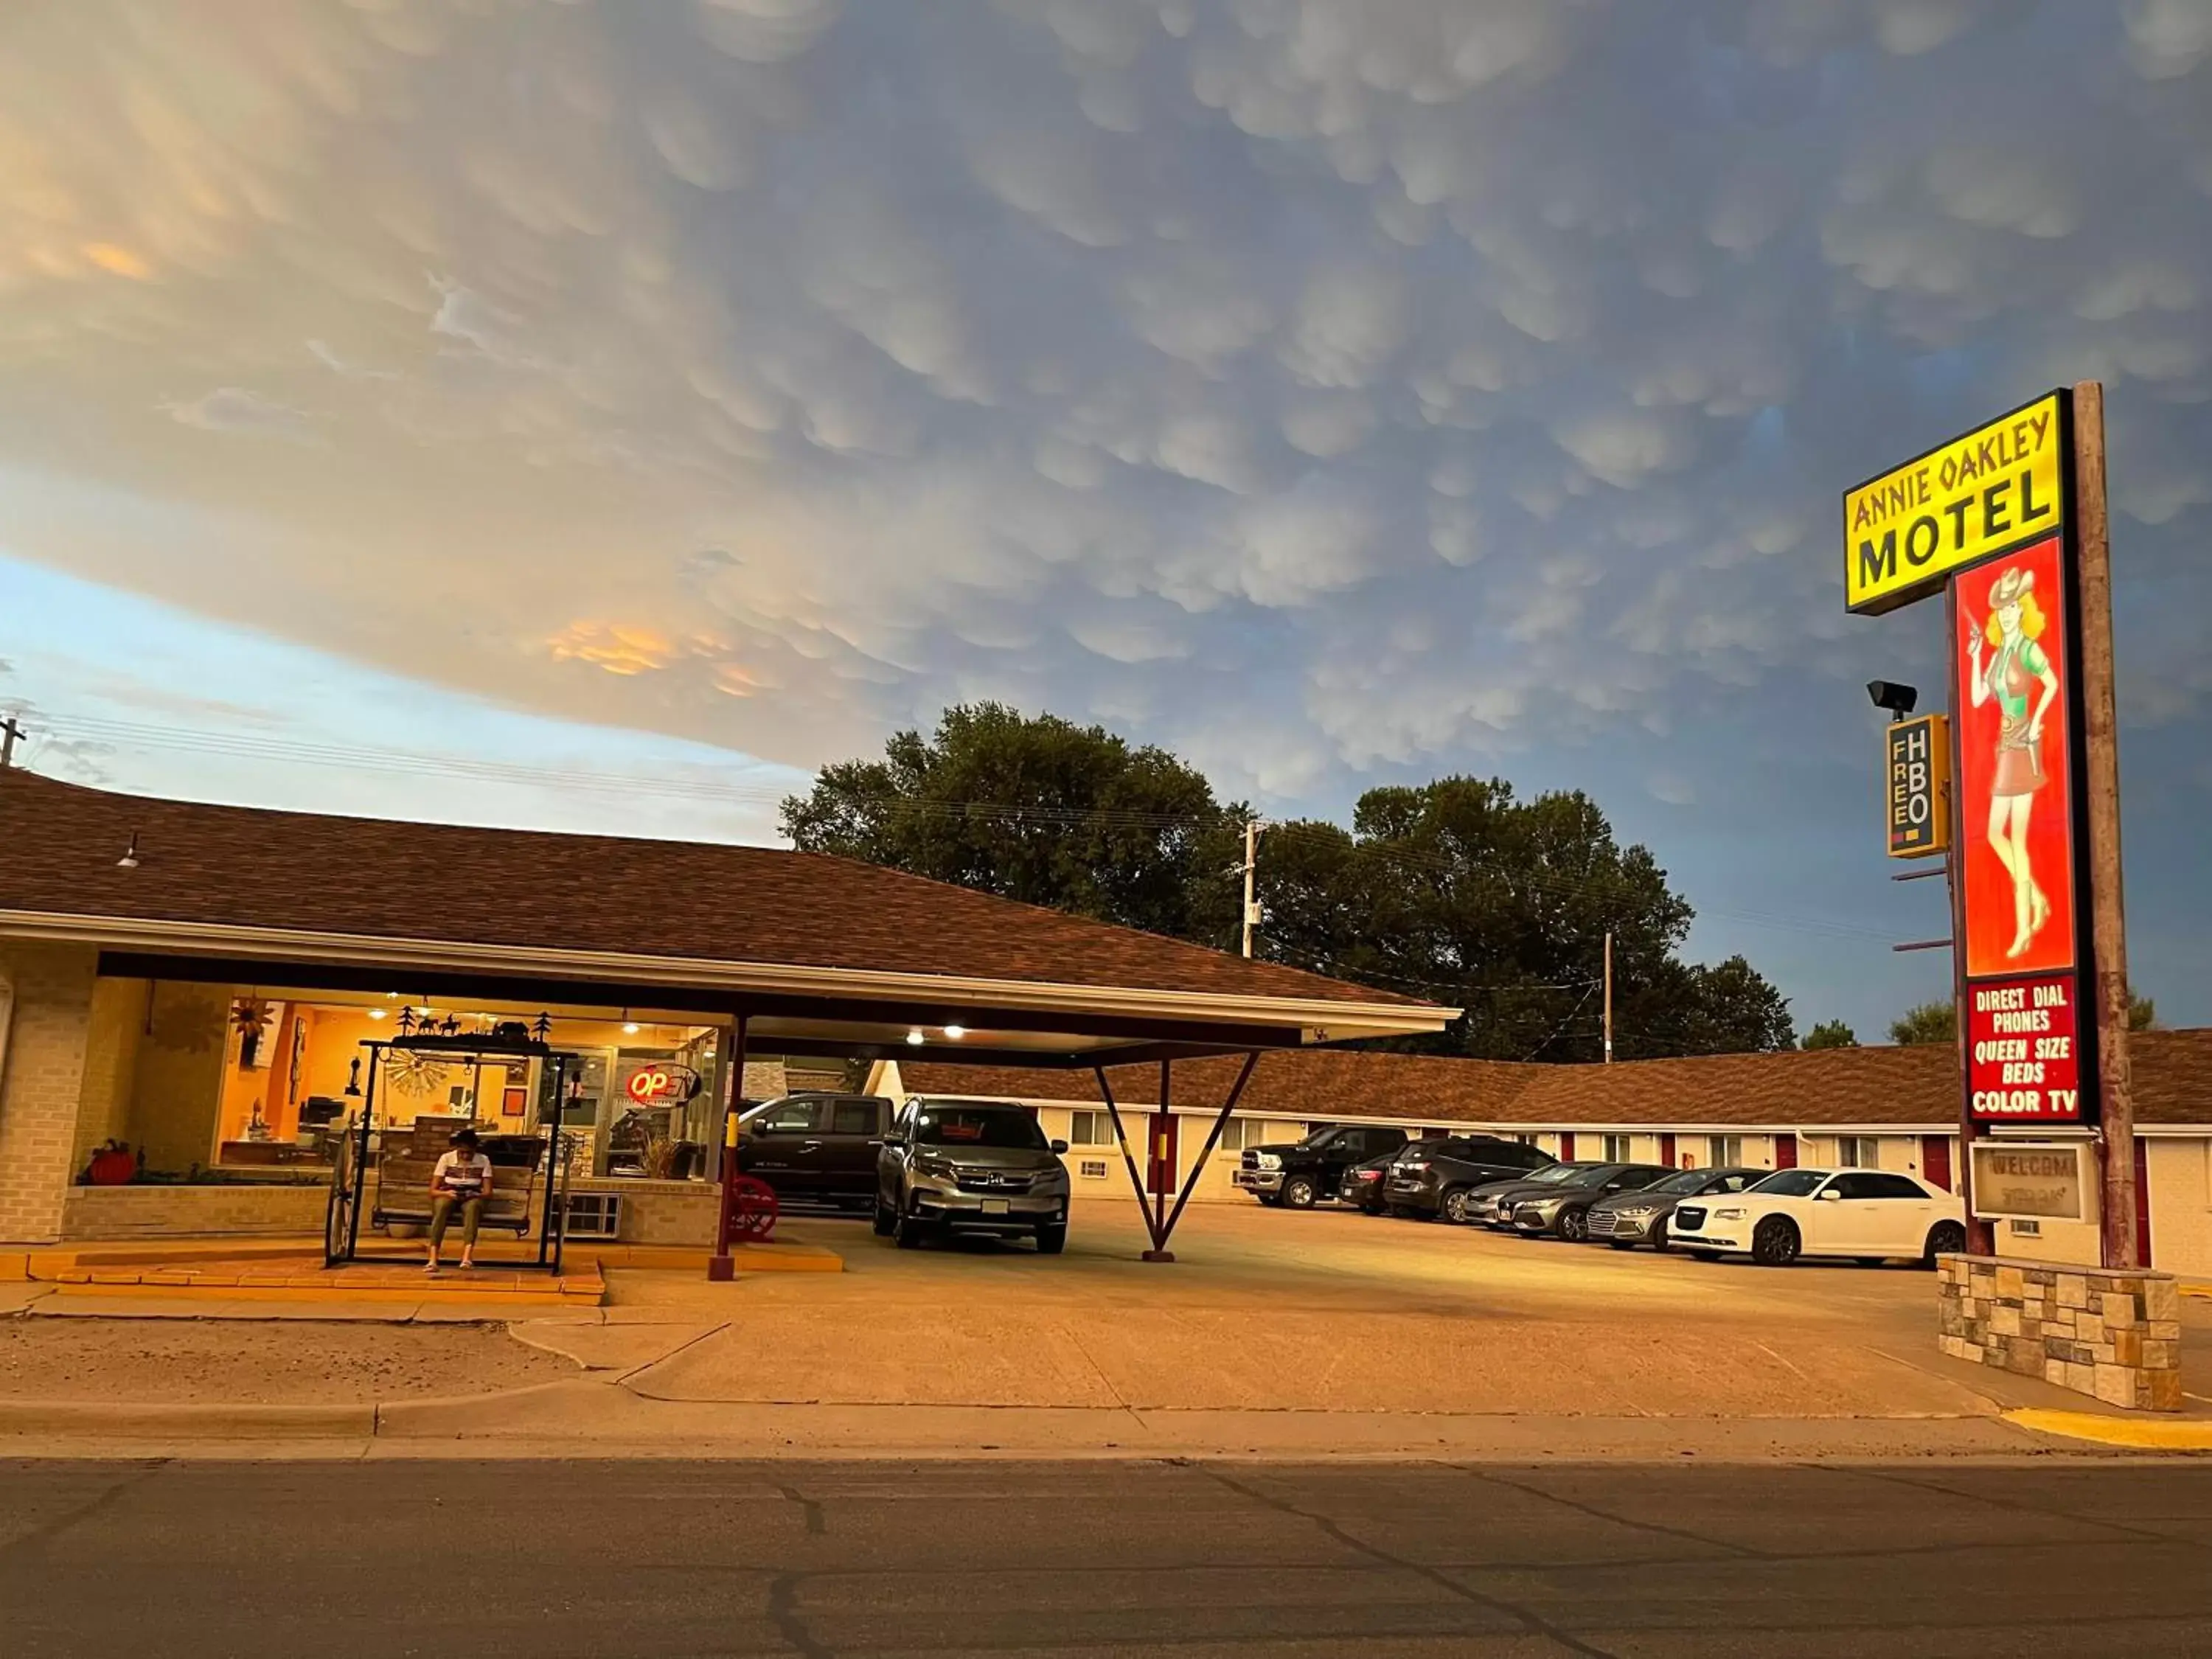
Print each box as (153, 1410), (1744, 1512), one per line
(1517, 981), (1601, 1062)
(25, 713), (796, 810)
(25, 706), (1897, 945)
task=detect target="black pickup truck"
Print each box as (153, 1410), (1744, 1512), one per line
(1231, 1124), (1410, 1209)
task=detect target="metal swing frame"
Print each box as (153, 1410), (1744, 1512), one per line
(324, 1033), (577, 1273)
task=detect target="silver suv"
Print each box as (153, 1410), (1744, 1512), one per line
(874, 1097), (1072, 1253)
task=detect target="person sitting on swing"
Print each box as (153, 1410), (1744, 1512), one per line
(426, 1127), (493, 1274)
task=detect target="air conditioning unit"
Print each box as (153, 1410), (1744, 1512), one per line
(563, 1192), (622, 1240)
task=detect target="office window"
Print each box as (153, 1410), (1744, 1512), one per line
(1601, 1134), (1632, 1163)
(1069, 1110), (1116, 1147)
(1835, 1135), (1878, 1169)
(1708, 1135), (1742, 1169)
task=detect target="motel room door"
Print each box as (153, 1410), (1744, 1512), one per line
(1921, 1135), (1954, 1193)
(1147, 1113), (1180, 1199)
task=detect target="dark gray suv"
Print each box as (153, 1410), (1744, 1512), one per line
(874, 1097), (1072, 1253)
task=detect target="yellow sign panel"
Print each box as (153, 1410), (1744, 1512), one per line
(1885, 713), (1950, 858)
(1844, 392), (2068, 614)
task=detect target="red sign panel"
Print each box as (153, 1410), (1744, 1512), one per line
(1966, 973), (2081, 1124)
(1953, 534), (2078, 982)
(1952, 531), (2091, 1127)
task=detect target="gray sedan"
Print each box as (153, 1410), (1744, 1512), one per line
(1585, 1166), (1763, 1251)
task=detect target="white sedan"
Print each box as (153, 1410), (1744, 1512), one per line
(1667, 1167), (1968, 1267)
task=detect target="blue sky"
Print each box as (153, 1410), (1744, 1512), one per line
(2, 1), (2209, 1042)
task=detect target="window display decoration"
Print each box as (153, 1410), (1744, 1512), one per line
(231, 997), (274, 1068)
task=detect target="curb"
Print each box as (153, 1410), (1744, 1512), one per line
(0, 1399), (374, 1438)
(2004, 1408), (2212, 1451)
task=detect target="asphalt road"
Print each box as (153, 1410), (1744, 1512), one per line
(5, 1458), (2211, 1656)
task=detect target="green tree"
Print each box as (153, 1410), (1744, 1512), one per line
(780, 703), (1242, 942)
(2131, 992), (2157, 1032)
(1802, 1020), (1858, 1050)
(790, 714), (1796, 1062)
(1254, 777), (1794, 1062)
(1890, 1001), (1956, 1046)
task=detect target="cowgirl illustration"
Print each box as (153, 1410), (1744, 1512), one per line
(1966, 565), (2061, 960)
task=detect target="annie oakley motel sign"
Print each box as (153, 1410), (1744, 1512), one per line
(1846, 392), (2096, 1127)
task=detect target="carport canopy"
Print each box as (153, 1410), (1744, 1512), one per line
(0, 772), (1458, 1259)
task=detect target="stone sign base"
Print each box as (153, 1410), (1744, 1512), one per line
(1938, 1253), (2183, 1412)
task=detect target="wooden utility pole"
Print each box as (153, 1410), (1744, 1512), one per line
(1240, 819), (1260, 958)
(0, 714), (21, 770)
(1602, 932), (1613, 1063)
(2073, 381), (2138, 1268)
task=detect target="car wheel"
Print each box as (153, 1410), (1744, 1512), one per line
(1281, 1175), (1318, 1210)
(1440, 1186), (1472, 1224)
(872, 1197), (896, 1237)
(1690, 1250), (1722, 1262)
(894, 1207), (929, 1250)
(1607, 1239), (1636, 1251)
(1036, 1223), (1067, 1256)
(1750, 1216), (1801, 1267)
(1650, 1221), (1671, 1253)
(1557, 1206), (1590, 1242)
(1923, 1220), (1967, 1268)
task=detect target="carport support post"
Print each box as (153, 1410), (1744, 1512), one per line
(1144, 1061), (1174, 1262)
(707, 1012), (750, 1281)
(1154, 1051), (1259, 1257)
(1093, 1065), (1165, 1256)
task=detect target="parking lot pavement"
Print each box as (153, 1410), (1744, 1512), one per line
(8, 1458), (2212, 1657)
(599, 1199), (2011, 1420)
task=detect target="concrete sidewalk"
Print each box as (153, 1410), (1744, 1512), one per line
(6, 1203), (2207, 1459)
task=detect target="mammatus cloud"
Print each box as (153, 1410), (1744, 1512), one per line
(0, 0), (2208, 811)
(164, 389), (320, 444)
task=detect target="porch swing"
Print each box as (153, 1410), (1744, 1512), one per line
(322, 1015), (580, 1273)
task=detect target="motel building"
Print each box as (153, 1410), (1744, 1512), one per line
(0, 772), (1448, 1253)
(2, 770), (2208, 1279)
(890, 1034), (2212, 1276)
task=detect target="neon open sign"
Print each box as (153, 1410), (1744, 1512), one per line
(625, 1063), (700, 1105)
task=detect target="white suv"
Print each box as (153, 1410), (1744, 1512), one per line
(1668, 1167), (1967, 1268)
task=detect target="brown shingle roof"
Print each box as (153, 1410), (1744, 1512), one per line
(0, 772), (1434, 1012)
(905, 1029), (2212, 1129)
(907, 1048), (1543, 1120)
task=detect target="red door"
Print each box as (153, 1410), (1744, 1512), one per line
(1774, 1134), (1798, 1169)
(1559, 1131), (1576, 1162)
(1147, 1113), (1178, 1197)
(2135, 1138), (2153, 1267)
(1921, 1135), (1953, 1194)
(1660, 1133), (1677, 1169)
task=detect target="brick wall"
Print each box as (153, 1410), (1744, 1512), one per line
(1938, 1253), (2183, 1411)
(0, 942), (100, 1244)
(61, 1183), (328, 1239)
(71, 975), (149, 1172)
(570, 1178), (719, 1245)
(128, 981), (230, 1175)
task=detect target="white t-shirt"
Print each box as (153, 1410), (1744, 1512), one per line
(434, 1150), (492, 1197)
